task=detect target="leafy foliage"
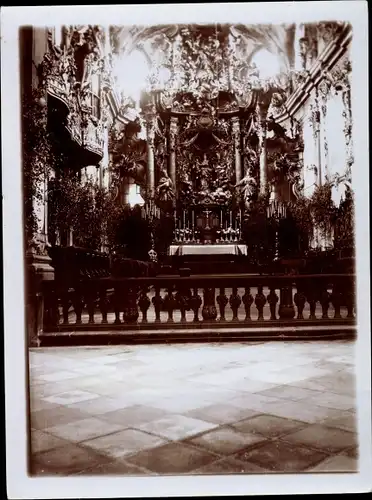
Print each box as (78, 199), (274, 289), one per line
(22, 89), (56, 245)
(241, 190), (275, 264)
(310, 183), (337, 238)
(48, 173), (120, 252)
(334, 186), (355, 249)
(288, 196), (313, 252)
(289, 183), (354, 252)
(109, 205), (152, 260)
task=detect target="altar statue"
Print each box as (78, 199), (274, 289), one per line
(235, 172), (257, 209)
(156, 168), (174, 203)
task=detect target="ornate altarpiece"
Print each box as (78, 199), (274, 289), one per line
(110, 23), (324, 245)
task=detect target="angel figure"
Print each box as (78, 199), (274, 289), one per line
(156, 168), (174, 203)
(179, 169), (193, 193)
(235, 172), (257, 209)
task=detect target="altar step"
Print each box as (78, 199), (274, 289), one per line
(39, 324), (356, 347)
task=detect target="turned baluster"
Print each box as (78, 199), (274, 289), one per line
(202, 287), (218, 321)
(320, 286), (331, 319)
(229, 287), (241, 321)
(138, 287), (151, 323)
(278, 284), (295, 320)
(267, 287), (279, 320)
(113, 285), (122, 324)
(44, 287), (59, 330)
(352, 278), (357, 317)
(152, 287), (163, 323)
(242, 287), (254, 321)
(255, 286), (267, 321)
(176, 287), (190, 323)
(331, 286), (342, 319)
(85, 287), (97, 324)
(307, 287), (318, 320)
(99, 287), (109, 324)
(217, 287), (228, 321)
(189, 287), (202, 322)
(72, 286), (84, 325)
(294, 287), (306, 320)
(60, 287), (72, 324)
(345, 289), (355, 318)
(163, 287), (177, 323)
(123, 286), (139, 324)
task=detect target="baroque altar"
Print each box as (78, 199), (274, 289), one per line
(111, 24), (306, 258)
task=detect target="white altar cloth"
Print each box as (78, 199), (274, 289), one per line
(169, 244), (247, 256)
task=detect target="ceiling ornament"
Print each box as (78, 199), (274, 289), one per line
(129, 25), (292, 118)
(110, 22), (351, 131)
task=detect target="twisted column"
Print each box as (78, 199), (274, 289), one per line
(169, 116), (178, 196)
(257, 104), (268, 195)
(314, 90), (323, 186)
(145, 113), (156, 198)
(342, 77), (353, 174)
(231, 116), (242, 185)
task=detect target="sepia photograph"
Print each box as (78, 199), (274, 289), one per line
(2, 2), (371, 498)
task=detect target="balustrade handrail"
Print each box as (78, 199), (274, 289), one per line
(39, 270), (357, 337)
(42, 272), (357, 291)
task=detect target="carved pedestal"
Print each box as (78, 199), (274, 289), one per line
(26, 251), (55, 347)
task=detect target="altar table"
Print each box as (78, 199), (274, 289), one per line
(169, 244), (247, 257)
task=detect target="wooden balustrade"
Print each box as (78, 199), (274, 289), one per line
(41, 274), (357, 335)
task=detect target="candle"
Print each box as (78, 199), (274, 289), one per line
(220, 209), (223, 227)
(230, 211), (232, 227)
(192, 210), (195, 227)
(183, 210), (186, 229)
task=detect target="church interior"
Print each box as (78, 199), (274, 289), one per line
(20, 21), (359, 477)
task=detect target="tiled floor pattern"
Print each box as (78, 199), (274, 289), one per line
(29, 340), (358, 476)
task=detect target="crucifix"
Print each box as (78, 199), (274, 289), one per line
(203, 208), (213, 229)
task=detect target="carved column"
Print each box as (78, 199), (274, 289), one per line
(257, 103), (268, 195)
(103, 26), (111, 57)
(145, 113), (156, 198)
(169, 116), (178, 196)
(342, 74), (353, 175)
(310, 90), (322, 186)
(294, 24), (306, 71)
(232, 116), (242, 185)
(318, 81), (330, 181)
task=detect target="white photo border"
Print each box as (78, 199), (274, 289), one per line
(2, 2), (371, 498)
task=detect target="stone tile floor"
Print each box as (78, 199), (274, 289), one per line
(29, 340), (358, 476)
